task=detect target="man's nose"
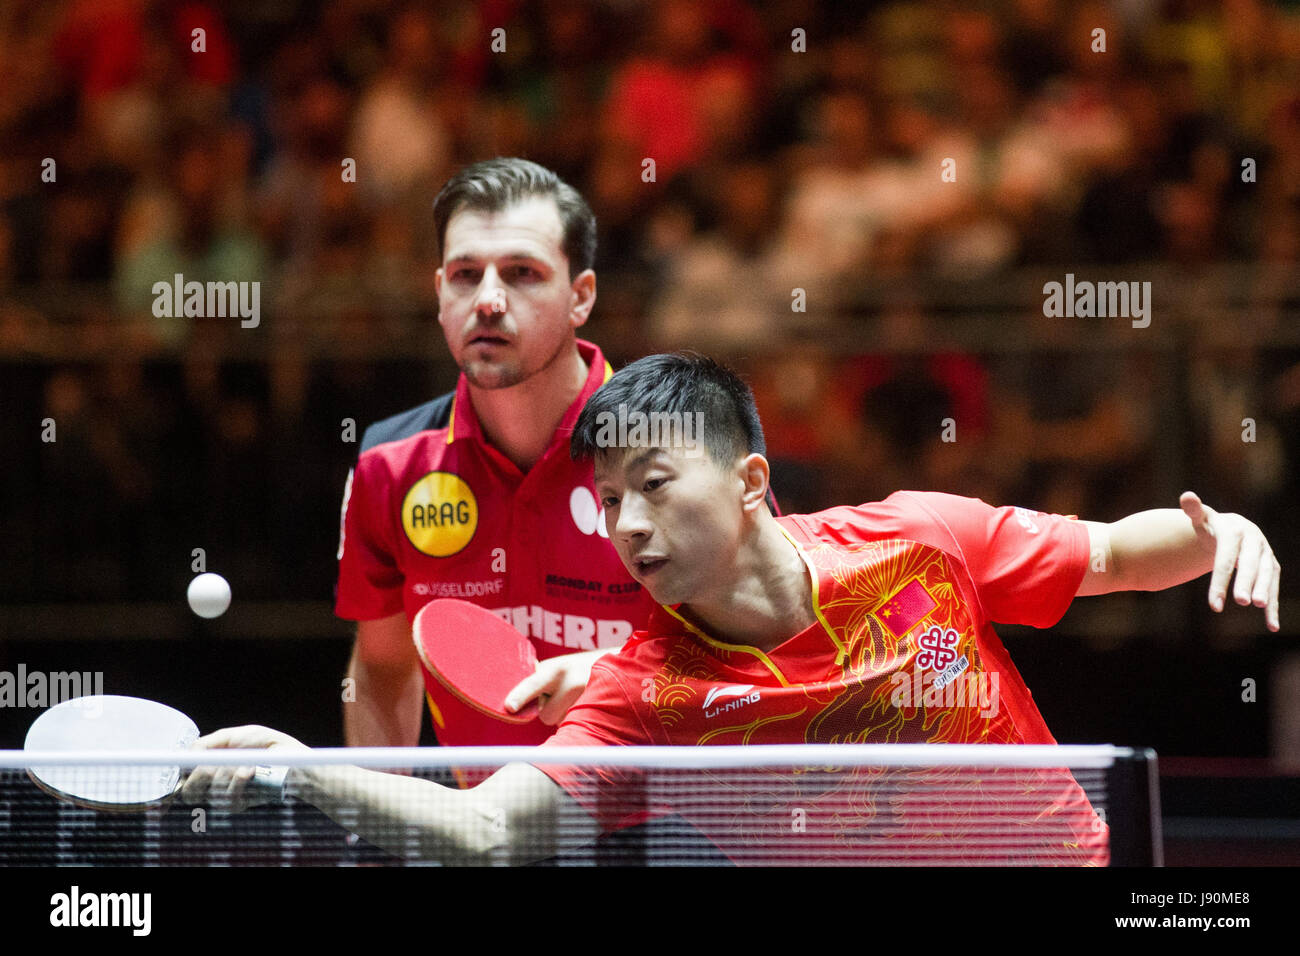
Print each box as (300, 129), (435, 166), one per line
(473, 269), (507, 318)
(615, 494), (653, 541)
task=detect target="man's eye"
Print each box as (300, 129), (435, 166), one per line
(451, 270), (479, 282)
(508, 266), (539, 280)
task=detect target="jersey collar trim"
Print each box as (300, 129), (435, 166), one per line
(658, 604), (792, 687)
(650, 525), (849, 681)
(551, 338), (612, 449)
(776, 523), (849, 665)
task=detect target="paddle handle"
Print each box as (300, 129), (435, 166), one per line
(244, 764), (289, 806)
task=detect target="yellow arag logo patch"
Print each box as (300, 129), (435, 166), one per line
(401, 471), (478, 556)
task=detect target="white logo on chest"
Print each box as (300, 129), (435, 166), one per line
(703, 684), (761, 718)
(569, 486), (609, 538)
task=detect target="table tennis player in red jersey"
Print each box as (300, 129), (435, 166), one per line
(336, 158), (656, 747)
(193, 354), (1280, 864)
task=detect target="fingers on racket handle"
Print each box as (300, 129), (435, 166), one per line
(244, 765), (288, 805)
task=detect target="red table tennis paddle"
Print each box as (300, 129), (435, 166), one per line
(413, 599), (541, 724)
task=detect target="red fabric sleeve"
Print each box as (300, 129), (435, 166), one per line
(791, 492), (1089, 629)
(335, 458), (405, 621)
(892, 491), (1090, 628)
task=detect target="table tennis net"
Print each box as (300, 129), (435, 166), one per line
(0, 744), (1161, 866)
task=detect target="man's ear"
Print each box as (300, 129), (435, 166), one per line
(570, 269), (596, 329)
(738, 453), (770, 515)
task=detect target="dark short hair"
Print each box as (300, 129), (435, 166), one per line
(432, 157), (597, 276)
(571, 353), (767, 467)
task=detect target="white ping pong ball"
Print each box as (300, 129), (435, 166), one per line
(187, 572), (231, 619)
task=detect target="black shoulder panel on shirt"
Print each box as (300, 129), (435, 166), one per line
(359, 390), (456, 453)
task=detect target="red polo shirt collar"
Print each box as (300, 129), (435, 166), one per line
(446, 339), (613, 451)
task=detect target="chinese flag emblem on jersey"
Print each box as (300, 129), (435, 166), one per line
(874, 579), (937, 638)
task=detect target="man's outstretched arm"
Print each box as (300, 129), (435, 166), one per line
(183, 726), (597, 865)
(1075, 491), (1281, 631)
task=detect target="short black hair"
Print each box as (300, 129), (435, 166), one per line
(432, 157), (597, 276)
(571, 353), (767, 467)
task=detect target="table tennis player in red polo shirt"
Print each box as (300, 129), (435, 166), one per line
(335, 159), (656, 746)
(199, 353), (1279, 864)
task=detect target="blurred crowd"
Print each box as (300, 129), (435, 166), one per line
(0, 0), (1297, 619)
(2, 0), (1298, 315)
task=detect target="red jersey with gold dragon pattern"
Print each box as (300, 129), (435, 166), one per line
(538, 491), (1109, 865)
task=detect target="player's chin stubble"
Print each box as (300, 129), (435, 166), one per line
(459, 319), (579, 391)
(467, 330), (574, 390)
(461, 357), (526, 390)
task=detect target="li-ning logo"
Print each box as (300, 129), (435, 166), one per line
(703, 684), (760, 718)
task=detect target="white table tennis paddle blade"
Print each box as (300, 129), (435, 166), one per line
(25, 695), (198, 807)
